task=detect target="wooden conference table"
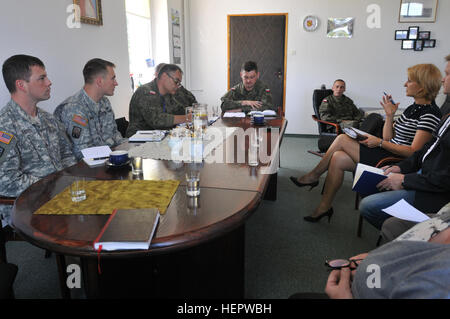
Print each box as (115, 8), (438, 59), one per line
(12, 117), (287, 298)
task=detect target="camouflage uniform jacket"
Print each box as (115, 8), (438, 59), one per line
(0, 99), (77, 224)
(220, 79), (275, 113)
(126, 79), (187, 136)
(54, 89), (127, 160)
(319, 94), (364, 129)
(174, 85), (197, 108)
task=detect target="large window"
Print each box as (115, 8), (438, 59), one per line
(125, 0), (154, 91)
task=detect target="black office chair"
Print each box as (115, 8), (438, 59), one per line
(308, 89), (339, 156)
(0, 197), (52, 263)
(115, 117), (129, 138)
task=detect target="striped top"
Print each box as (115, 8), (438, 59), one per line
(391, 103), (441, 146)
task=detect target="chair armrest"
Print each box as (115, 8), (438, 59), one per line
(311, 115), (341, 134)
(0, 197), (15, 205)
(375, 157), (404, 168)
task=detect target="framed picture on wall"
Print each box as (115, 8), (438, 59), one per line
(399, 0), (438, 23)
(73, 0), (103, 26)
(401, 40), (415, 50)
(408, 26), (419, 39)
(414, 40), (424, 51)
(418, 31), (431, 39)
(423, 39), (436, 48)
(395, 30), (409, 40)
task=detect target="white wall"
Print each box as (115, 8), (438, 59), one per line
(187, 0), (450, 134)
(0, 0), (132, 119)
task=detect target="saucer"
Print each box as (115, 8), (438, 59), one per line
(105, 159), (131, 168)
(250, 120), (267, 126)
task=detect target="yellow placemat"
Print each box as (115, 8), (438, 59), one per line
(34, 180), (180, 215)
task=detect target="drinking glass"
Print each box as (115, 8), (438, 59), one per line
(131, 156), (143, 175)
(185, 162), (202, 196)
(70, 178), (86, 202)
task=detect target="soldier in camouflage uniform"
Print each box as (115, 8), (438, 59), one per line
(0, 55), (77, 225)
(319, 79), (364, 130)
(220, 61), (276, 113)
(126, 64), (189, 136)
(54, 59), (127, 160)
(154, 63), (197, 108)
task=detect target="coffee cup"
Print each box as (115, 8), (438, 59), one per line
(253, 113), (264, 125)
(109, 150), (129, 165)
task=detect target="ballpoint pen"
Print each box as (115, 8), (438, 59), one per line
(87, 156), (109, 161)
(383, 92), (396, 105)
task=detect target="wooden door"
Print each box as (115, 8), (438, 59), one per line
(228, 14), (288, 113)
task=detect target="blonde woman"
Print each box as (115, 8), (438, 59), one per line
(291, 64), (442, 223)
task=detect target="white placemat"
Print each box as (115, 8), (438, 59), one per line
(129, 126), (238, 162)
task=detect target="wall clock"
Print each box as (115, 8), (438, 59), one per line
(303, 15), (319, 32)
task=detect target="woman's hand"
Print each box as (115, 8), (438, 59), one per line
(325, 268), (353, 299)
(380, 95), (399, 117)
(359, 134), (382, 148)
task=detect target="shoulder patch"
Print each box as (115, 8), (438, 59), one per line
(231, 87), (236, 91)
(322, 99), (328, 103)
(72, 126), (82, 139)
(0, 131), (13, 145)
(265, 89), (271, 93)
(72, 114), (88, 127)
(149, 91), (157, 95)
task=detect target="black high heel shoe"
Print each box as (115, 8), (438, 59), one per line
(303, 207), (334, 223)
(289, 176), (319, 191)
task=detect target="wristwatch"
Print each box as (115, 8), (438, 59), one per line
(379, 139), (383, 148)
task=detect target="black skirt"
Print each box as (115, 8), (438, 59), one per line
(359, 144), (399, 167)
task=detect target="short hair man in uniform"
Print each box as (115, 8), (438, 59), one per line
(319, 79), (364, 130)
(220, 61), (276, 113)
(54, 58), (127, 160)
(126, 64), (188, 136)
(154, 63), (197, 108)
(0, 55), (77, 226)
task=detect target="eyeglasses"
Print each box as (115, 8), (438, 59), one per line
(166, 72), (182, 87)
(325, 258), (363, 270)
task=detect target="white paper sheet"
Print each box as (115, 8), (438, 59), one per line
(223, 112), (246, 118)
(382, 199), (431, 223)
(248, 110), (277, 117)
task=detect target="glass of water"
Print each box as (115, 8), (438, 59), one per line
(70, 178), (86, 202)
(131, 156), (143, 175)
(185, 162), (202, 197)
